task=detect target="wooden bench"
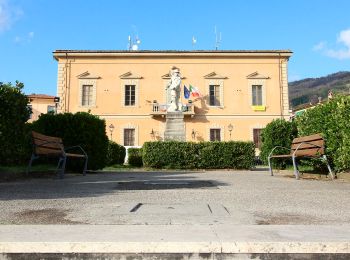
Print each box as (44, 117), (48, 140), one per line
(268, 133), (334, 180)
(27, 131), (88, 178)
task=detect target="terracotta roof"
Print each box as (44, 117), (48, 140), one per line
(27, 94), (55, 99)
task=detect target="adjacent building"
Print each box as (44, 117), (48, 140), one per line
(53, 50), (292, 151)
(27, 94), (57, 122)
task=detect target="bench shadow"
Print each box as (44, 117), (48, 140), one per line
(0, 171), (229, 201)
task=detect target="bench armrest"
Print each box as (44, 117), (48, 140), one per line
(292, 141), (323, 156)
(64, 145), (88, 157)
(268, 146), (292, 158)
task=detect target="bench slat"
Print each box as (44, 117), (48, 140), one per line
(292, 134), (323, 144)
(291, 140), (324, 151)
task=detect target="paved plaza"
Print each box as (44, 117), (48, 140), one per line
(0, 170), (350, 257)
(0, 170), (349, 225)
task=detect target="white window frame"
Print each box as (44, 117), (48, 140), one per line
(78, 79), (97, 108)
(120, 123), (139, 147)
(207, 124), (224, 141)
(206, 79), (224, 108)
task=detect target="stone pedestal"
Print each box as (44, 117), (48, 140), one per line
(164, 112), (185, 141)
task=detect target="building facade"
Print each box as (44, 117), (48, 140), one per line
(53, 50), (292, 151)
(27, 94), (56, 122)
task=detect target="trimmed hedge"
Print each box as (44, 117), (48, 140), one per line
(128, 148), (143, 167)
(31, 112), (109, 170)
(106, 141), (126, 166)
(0, 81), (31, 165)
(296, 95), (350, 171)
(260, 119), (298, 169)
(142, 141), (255, 169)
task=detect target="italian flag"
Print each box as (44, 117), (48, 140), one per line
(189, 85), (202, 98)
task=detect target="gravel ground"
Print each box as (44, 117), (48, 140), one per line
(0, 170), (349, 225)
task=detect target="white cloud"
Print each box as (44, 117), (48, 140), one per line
(14, 31), (34, 44)
(312, 41), (326, 51)
(0, 0), (22, 32)
(315, 29), (350, 60)
(0, 0), (11, 31)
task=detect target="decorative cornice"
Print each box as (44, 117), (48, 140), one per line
(77, 71), (101, 79)
(119, 71), (142, 79)
(204, 72), (227, 79)
(246, 71), (270, 79)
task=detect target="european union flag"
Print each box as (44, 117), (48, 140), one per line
(184, 85), (190, 99)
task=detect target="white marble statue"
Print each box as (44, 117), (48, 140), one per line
(166, 67), (181, 112)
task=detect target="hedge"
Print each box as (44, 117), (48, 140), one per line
(260, 119), (298, 169)
(296, 95), (350, 171)
(0, 81), (31, 165)
(31, 112), (109, 170)
(128, 148), (143, 167)
(106, 141), (126, 166)
(142, 141), (255, 169)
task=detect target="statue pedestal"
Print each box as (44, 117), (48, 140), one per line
(164, 112), (185, 141)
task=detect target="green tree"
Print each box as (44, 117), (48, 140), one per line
(260, 119), (298, 169)
(0, 81), (31, 165)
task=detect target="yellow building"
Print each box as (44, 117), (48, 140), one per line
(53, 50), (292, 151)
(27, 94), (57, 123)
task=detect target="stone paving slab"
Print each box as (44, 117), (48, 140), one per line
(0, 225), (349, 254)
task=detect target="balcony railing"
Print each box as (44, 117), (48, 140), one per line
(151, 103), (195, 117)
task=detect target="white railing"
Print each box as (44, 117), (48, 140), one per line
(152, 103), (193, 114)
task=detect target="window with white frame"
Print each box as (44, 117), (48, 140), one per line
(252, 85), (263, 106)
(209, 85), (220, 106)
(124, 85), (136, 106)
(82, 84), (93, 106)
(124, 128), (135, 146)
(210, 128), (221, 141)
(47, 105), (56, 113)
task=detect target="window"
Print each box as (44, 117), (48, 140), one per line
(27, 105), (32, 119)
(125, 85), (135, 106)
(253, 129), (263, 149)
(209, 85), (220, 106)
(252, 85), (263, 106)
(210, 129), (221, 141)
(124, 129), (135, 146)
(47, 105), (56, 113)
(82, 85), (93, 106)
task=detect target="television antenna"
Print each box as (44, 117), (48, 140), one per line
(214, 26), (221, 50)
(127, 35), (141, 51)
(192, 36), (197, 49)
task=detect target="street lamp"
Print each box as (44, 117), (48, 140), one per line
(150, 128), (155, 140)
(228, 124), (233, 140)
(54, 96), (60, 114)
(109, 124), (115, 140)
(191, 129), (196, 140)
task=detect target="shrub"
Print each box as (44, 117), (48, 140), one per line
(260, 119), (298, 169)
(296, 95), (350, 171)
(128, 148), (143, 167)
(142, 141), (255, 169)
(0, 81), (31, 165)
(106, 141), (126, 166)
(31, 112), (108, 170)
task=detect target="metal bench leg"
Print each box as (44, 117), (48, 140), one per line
(292, 156), (300, 180)
(60, 156), (67, 179)
(268, 156), (273, 176)
(323, 155), (335, 180)
(83, 155), (88, 176)
(26, 154), (37, 176)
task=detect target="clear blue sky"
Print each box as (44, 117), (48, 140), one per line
(1, 0), (349, 95)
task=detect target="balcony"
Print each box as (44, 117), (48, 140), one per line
(150, 103), (195, 117)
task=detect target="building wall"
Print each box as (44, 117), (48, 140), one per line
(54, 51), (291, 147)
(28, 97), (56, 122)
